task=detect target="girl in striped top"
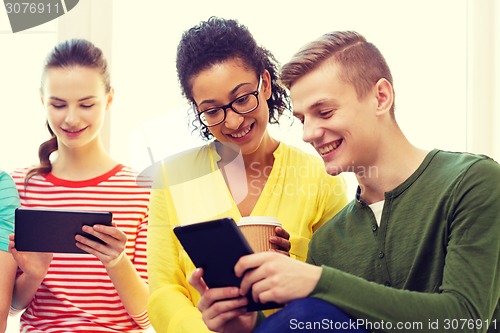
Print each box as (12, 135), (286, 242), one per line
(8, 39), (151, 332)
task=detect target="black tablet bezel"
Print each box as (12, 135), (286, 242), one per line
(15, 207), (113, 254)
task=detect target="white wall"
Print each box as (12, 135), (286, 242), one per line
(466, 0), (500, 159)
(2, 0), (498, 182)
(110, 0), (475, 200)
(0, 10), (56, 174)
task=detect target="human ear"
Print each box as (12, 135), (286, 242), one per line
(374, 78), (394, 116)
(261, 69), (272, 101)
(39, 88), (45, 106)
(105, 87), (115, 111)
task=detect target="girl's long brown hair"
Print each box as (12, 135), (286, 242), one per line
(25, 39), (110, 187)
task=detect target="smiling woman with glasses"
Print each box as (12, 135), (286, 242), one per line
(147, 16), (348, 333)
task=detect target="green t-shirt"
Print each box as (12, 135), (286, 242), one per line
(0, 169), (20, 251)
(308, 150), (500, 333)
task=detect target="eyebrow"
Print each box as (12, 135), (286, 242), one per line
(310, 98), (336, 109)
(49, 96), (97, 102)
(198, 82), (252, 107)
(292, 98), (339, 118)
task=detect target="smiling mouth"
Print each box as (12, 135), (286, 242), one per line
(228, 124), (253, 139)
(62, 126), (88, 134)
(318, 139), (342, 156)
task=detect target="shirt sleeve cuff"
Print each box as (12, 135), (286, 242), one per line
(254, 311), (266, 329)
(9, 305), (25, 316)
(130, 309), (150, 329)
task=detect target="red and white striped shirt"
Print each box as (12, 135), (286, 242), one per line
(11, 165), (151, 333)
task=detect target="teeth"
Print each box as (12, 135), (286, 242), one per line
(230, 127), (251, 138)
(64, 128), (84, 133)
(319, 140), (340, 155)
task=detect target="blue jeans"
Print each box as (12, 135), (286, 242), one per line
(254, 298), (368, 332)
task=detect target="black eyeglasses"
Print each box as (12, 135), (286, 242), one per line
(197, 77), (262, 127)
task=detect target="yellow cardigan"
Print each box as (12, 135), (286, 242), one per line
(147, 142), (347, 333)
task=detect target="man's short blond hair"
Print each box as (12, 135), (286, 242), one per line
(280, 31), (395, 114)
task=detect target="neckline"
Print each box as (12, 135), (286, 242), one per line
(356, 149), (439, 205)
(235, 142), (285, 219)
(44, 164), (124, 188)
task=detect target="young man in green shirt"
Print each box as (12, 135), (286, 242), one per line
(190, 31), (500, 333)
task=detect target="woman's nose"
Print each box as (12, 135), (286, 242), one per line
(224, 109), (244, 130)
(64, 106), (80, 126)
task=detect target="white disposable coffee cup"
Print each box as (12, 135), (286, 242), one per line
(238, 216), (281, 253)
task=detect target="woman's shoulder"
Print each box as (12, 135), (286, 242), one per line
(274, 143), (338, 185)
(0, 168), (12, 181)
(0, 168), (17, 189)
(115, 164), (138, 176)
(136, 144), (214, 187)
(10, 166), (34, 181)
(112, 164), (154, 190)
(277, 142), (324, 167)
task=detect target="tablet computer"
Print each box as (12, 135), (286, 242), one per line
(173, 217), (282, 312)
(15, 208), (113, 254)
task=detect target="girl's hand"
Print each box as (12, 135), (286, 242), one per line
(75, 222), (127, 268)
(9, 234), (52, 280)
(189, 268), (256, 333)
(269, 226), (291, 256)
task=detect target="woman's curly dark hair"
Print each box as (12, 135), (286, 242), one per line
(176, 16), (290, 140)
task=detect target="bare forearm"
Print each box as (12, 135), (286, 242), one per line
(12, 273), (44, 310)
(105, 255), (148, 317)
(0, 252), (16, 323)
